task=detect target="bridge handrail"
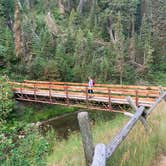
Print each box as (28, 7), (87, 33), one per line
(10, 81), (160, 98)
(24, 80), (166, 91)
(10, 81), (161, 109)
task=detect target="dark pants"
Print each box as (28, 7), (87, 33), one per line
(88, 89), (94, 94)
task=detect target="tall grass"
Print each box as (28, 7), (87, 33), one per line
(108, 100), (166, 166)
(47, 115), (128, 166)
(47, 101), (166, 166)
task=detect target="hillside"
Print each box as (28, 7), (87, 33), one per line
(0, 0), (165, 84)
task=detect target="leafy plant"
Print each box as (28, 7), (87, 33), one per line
(0, 123), (55, 166)
(0, 76), (14, 121)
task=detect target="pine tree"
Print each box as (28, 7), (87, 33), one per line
(151, 0), (166, 71)
(114, 13), (125, 84)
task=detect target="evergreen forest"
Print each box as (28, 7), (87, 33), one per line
(0, 0), (166, 165)
(0, 0), (165, 84)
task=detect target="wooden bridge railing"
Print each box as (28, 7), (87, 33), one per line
(9, 80), (164, 108)
(77, 91), (166, 166)
(13, 82), (160, 97)
(11, 83), (160, 98)
(24, 80), (166, 90)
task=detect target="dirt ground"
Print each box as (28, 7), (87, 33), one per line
(152, 155), (166, 166)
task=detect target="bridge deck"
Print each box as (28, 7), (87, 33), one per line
(14, 89), (154, 107)
(10, 80), (165, 112)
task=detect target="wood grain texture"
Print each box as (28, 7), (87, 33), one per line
(77, 112), (94, 165)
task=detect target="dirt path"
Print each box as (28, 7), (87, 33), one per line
(158, 155), (166, 166)
(155, 155), (166, 166)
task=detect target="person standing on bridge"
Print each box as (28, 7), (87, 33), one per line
(88, 76), (94, 98)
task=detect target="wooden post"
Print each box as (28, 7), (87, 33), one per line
(108, 88), (112, 111)
(85, 87), (89, 108)
(159, 86), (164, 95)
(92, 144), (106, 166)
(123, 111), (134, 118)
(65, 86), (69, 105)
(20, 84), (23, 99)
(34, 83), (37, 101)
(106, 106), (145, 158)
(77, 112), (94, 165)
(126, 96), (149, 131)
(49, 84), (52, 103)
(127, 96), (138, 111)
(135, 90), (139, 106)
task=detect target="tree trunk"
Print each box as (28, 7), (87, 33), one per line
(77, 0), (84, 14)
(108, 16), (116, 43)
(14, 0), (24, 58)
(58, 0), (66, 15)
(45, 12), (58, 36)
(129, 14), (135, 62)
(66, 0), (71, 11)
(141, 0), (148, 17)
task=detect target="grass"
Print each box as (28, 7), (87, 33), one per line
(46, 100), (166, 166)
(107, 100), (166, 166)
(46, 114), (128, 166)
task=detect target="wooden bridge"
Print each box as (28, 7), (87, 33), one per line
(10, 80), (166, 112)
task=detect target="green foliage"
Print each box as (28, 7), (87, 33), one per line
(0, 0), (165, 84)
(28, 56), (47, 80)
(6, 129), (49, 166)
(0, 19), (15, 70)
(15, 104), (78, 123)
(140, 15), (153, 68)
(0, 0), (14, 20)
(0, 123), (55, 165)
(0, 76), (14, 121)
(47, 102), (166, 166)
(151, 0), (166, 71)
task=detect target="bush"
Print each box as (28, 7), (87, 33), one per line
(0, 76), (14, 121)
(0, 123), (55, 165)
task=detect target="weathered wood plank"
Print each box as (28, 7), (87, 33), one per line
(77, 112), (94, 165)
(123, 111), (134, 117)
(127, 96), (138, 110)
(92, 144), (106, 166)
(127, 96), (149, 131)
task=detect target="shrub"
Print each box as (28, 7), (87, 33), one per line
(0, 76), (14, 121)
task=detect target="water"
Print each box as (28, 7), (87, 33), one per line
(40, 111), (80, 139)
(15, 102), (117, 139)
(40, 110), (116, 139)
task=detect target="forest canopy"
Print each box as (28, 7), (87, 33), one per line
(0, 0), (165, 84)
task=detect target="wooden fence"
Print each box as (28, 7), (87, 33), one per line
(77, 91), (166, 166)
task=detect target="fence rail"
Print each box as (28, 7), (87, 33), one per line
(77, 92), (166, 166)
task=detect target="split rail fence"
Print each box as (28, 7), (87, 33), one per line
(77, 91), (166, 166)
